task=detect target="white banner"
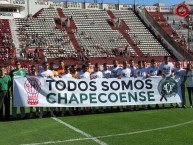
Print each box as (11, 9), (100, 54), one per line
(13, 76), (182, 107)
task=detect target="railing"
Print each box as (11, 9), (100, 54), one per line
(138, 7), (193, 61)
(9, 19), (20, 57)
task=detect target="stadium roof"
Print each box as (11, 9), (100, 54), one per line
(51, 0), (189, 6)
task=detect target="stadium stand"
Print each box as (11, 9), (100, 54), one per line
(164, 14), (193, 51)
(15, 8), (76, 61)
(149, 12), (188, 50)
(110, 10), (169, 57)
(62, 9), (136, 58)
(0, 19), (15, 63)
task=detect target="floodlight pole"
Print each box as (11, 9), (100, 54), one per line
(188, 15), (190, 55)
(134, 0), (135, 12)
(27, 0), (29, 16)
(118, 0), (119, 10)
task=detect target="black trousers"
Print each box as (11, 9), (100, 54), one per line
(181, 85), (186, 106)
(187, 87), (193, 106)
(0, 91), (10, 120)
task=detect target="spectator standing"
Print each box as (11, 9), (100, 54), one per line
(184, 63), (193, 108)
(0, 66), (11, 121)
(174, 61), (186, 108)
(9, 61), (26, 119)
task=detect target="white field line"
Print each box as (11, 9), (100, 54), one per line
(21, 119), (193, 145)
(52, 117), (108, 145)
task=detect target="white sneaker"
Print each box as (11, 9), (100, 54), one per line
(190, 106), (192, 108)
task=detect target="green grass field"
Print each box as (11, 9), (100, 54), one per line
(0, 88), (192, 145)
(0, 106), (193, 145)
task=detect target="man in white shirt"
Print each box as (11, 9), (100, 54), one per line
(117, 61), (132, 111)
(91, 63), (104, 112)
(146, 59), (159, 77)
(159, 56), (174, 108)
(38, 62), (54, 77)
(38, 62), (54, 118)
(134, 61), (147, 77)
(109, 60), (121, 78)
(134, 61), (147, 110)
(91, 63), (103, 79)
(117, 60), (131, 78)
(142, 60), (147, 69)
(60, 66), (74, 116)
(61, 66), (72, 78)
(109, 60), (122, 111)
(146, 59), (159, 109)
(101, 63), (112, 112)
(129, 59), (136, 77)
(159, 56), (174, 77)
(102, 63), (111, 78)
(174, 61), (186, 108)
(77, 65), (90, 79)
(77, 64), (90, 113)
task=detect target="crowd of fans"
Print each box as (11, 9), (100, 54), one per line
(0, 21), (15, 61)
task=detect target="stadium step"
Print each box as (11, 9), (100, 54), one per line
(9, 19), (20, 57)
(57, 8), (65, 18)
(57, 9), (81, 53)
(106, 10), (144, 57)
(33, 8), (44, 18)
